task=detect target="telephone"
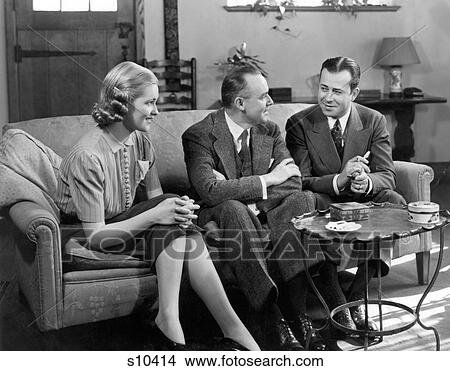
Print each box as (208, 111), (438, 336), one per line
(403, 87), (424, 97)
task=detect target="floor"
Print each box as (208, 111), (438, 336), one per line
(1, 168), (449, 351)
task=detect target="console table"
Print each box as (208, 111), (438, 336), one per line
(293, 95), (447, 162)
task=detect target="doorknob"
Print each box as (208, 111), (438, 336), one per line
(15, 45), (96, 63)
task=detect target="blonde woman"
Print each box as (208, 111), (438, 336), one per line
(57, 61), (259, 351)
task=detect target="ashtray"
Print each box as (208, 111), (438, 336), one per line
(325, 221), (361, 232)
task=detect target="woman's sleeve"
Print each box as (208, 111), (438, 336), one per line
(142, 136), (163, 199)
(67, 151), (105, 222)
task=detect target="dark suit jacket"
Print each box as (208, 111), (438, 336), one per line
(285, 103), (396, 197)
(182, 108), (302, 214)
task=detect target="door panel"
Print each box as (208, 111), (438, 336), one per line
(9, 0), (136, 121)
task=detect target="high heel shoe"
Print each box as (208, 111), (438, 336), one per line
(152, 325), (187, 351)
(215, 337), (250, 351)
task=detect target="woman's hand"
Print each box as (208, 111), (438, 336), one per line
(153, 196), (199, 227)
(175, 196), (200, 228)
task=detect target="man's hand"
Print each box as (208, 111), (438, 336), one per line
(337, 155), (371, 189)
(350, 172), (370, 194)
(213, 169), (226, 181)
(262, 158), (301, 187)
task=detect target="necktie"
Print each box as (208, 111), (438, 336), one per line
(238, 129), (252, 176)
(331, 119), (344, 159)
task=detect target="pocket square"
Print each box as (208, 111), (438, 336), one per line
(137, 160), (150, 175)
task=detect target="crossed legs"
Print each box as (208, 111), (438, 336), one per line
(154, 234), (259, 350)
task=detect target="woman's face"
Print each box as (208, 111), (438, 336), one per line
(123, 84), (159, 133)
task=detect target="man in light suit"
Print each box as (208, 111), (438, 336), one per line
(182, 65), (327, 351)
(285, 56), (406, 333)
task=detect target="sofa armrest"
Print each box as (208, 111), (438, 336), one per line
(9, 201), (64, 331)
(394, 161), (434, 203)
(9, 201), (59, 242)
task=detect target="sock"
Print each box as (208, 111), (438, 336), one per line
(284, 272), (308, 317)
(318, 260), (347, 310)
(262, 302), (284, 324)
(347, 262), (377, 301)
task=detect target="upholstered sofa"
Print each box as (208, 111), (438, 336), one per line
(0, 103), (434, 332)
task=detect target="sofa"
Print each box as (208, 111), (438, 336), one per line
(0, 103), (434, 332)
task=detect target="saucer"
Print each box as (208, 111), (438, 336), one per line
(325, 221), (361, 232)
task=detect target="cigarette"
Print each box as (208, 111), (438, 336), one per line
(356, 151), (370, 162)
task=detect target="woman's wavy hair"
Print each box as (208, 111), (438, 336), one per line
(92, 61), (158, 127)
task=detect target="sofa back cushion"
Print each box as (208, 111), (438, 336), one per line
(3, 103), (312, 194)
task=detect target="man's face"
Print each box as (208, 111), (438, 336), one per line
(318, 69), (359, 119)
(238, 73), (273, 125)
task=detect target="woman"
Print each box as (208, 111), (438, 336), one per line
(56, 61), (259, 351)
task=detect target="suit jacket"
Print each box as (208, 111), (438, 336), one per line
(285, 103), (396, 197)
(182, 108), (302, 213)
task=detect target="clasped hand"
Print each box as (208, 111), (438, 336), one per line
(342, 156), (370, 194)
(156, 195), (199, 228)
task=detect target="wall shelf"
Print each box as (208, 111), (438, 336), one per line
(224, 5), (401, 13)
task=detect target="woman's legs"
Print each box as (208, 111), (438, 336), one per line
(154, 237), (186, 344)
(185, 234), (260, 350)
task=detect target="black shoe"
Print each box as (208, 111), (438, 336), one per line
(215, 337), (249, 351)
(264, 318), (305, 351)
(152, 325), (187, 351)
(350, 304), (378, 333)
(332, 309), (357, 339)
(293, 314), (328, 351)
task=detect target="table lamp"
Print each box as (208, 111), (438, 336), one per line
(376, 37), (420, 97)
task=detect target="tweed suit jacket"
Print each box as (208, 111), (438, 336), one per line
(285, 102), (396, 197)
(182, 108), (303, 213)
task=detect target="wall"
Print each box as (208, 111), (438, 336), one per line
(145, 0), (450, 163)
(0, 2), (9, 131)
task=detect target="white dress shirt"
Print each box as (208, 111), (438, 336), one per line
(328, 106), (373, 195)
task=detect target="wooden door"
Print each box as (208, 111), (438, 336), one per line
(5, 0), (139, 122)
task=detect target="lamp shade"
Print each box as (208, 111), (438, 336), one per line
(376, 37), (420, 66)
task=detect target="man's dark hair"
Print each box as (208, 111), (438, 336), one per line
(320, 56), (360, 92)
(221, 64), (262, 108)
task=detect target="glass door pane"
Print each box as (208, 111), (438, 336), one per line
(33, 0), (60, 11)
(61, 0), (89, 11)
(90, 0), (118, 12)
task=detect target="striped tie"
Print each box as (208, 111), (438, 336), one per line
(238, 130), (252, 176)
(331, 119), (344, 159)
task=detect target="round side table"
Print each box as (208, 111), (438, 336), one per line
(292, 203), (449, 351)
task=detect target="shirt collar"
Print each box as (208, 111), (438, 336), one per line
(327, 104), (352, 133)
(102, 126), (135, 154)
(224, 111), (249, 143)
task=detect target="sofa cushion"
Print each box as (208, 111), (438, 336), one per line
(0, 129), (62, 217)
(63, 238), (151, 272)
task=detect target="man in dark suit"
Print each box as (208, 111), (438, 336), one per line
(285, 56), (406, 333)
(182, 65), (327, 351)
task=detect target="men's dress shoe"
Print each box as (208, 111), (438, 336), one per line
(215, 337), (249, 351)
(350, 304), (378, 333)
(332, 309), (357, 338)
(152, 325), (187, 351)
(264, 318), (305, 351)
(294, 313), (328, 351)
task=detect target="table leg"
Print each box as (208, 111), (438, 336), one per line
(392, 105), (415, 161)
(299, 234), (331, 349)
(364, 253), (369, 350)
(377, 252), (383, 339)
(415, 226), (447, 351)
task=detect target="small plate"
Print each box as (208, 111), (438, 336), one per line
(325, 222), (361, 232)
